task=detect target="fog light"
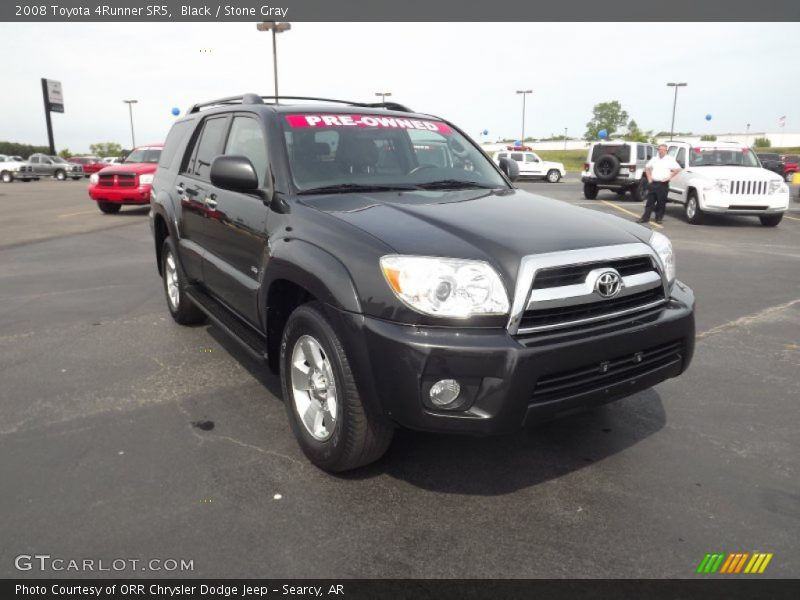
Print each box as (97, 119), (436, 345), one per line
(429, 379), (461, 407)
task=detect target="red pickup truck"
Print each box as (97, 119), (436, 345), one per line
(88, 145), (162, 214)
(69, 156), (106, 176)
(780, 154), (798, 182)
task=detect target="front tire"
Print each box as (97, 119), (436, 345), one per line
(161, 239), (205, 325)
(281, 302), (393, 472)
(97, 201), (121, 214)
(583, 182), (598, 200)
(55, 170), (66, 181)
(1, 171), (12, 183)
(759, 214), (783, 227)
(685, 191), (704, 224)
(546, 169), (561, 183)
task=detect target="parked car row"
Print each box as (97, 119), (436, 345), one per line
(756, 152), (799, 182)
(0, 153), (130, 183)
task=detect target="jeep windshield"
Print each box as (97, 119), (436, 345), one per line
(123, 148), (161, 164)
(690, 147), (760, 167)
(281, 113), (508, 193)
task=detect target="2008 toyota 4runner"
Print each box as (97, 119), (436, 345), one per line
(150, 94), (695, 472)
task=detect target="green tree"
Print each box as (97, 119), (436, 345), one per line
(626, 120), (654, 143)
(700, 135), (717, 141)
(0, 141), (50, 157)
(58, 148), (71, 159)
(754, 137), (771, 148)
(89, 142), (123, 157)
(585, 101), (629, 140)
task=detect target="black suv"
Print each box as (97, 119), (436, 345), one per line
(150, 94), (695, 472)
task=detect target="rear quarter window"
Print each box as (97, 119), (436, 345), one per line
(159, 121), (193, 169)
(592, 145), (631, 162)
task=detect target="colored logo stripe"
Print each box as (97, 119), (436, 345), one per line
(697, 552), (773, 574)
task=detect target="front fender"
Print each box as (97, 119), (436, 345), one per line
(263, 238), (362, 314)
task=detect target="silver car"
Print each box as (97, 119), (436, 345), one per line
(28, 154), (84, 181)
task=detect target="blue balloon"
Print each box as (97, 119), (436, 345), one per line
(171, 107), (180, 116)
(598, 129), (608, 139)
(482, 129), (489, 136)
(705, 114), (712, 121)
(514, 140), (522, 146)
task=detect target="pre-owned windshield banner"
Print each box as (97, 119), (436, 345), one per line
(286, 114), (453, 134)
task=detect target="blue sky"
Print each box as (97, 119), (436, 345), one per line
(1, 22), (796, 152)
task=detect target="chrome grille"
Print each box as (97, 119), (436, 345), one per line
(508, 243), (668, 336)
(730, 180), (768, 195)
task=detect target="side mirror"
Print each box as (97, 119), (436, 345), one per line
(210, 155), (259, 193)
(499, 157), (520, 182)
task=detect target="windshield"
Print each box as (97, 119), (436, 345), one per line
(281, 113), (508, 193)
(51, 156), (67, 163)
(690, 147), (760, 167)
(124, 148), (161, 164)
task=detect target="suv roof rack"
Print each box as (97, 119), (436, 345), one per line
(188, 94), (414, 114)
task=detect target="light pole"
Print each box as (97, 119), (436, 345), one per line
(257, 21), (291, 103)
(564, 127), (568, 152)
(746, 123), (751, 146)
(666, 82), (687, 141)
(375, 92), (392, 104)
(122, 99), (137, 149)
(516, 90), (532, 144)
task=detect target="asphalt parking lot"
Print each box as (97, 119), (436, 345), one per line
(1, 177), (798, 578)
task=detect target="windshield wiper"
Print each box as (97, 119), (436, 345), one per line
(297, 183), (417, 195)
(413, 179), (498, 190)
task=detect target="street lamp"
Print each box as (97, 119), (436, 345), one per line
(564, 127), (568, 152)
(746, 123), (751, 146)
(666, 82), (687, 141)
(375, 92), (392, 103)
(516, 90), (533, 144)
(122, 99), (137, 149)
(257, 21), (291, 103)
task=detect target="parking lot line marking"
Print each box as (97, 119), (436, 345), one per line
(784, 215), (800, 222)
(600, 200), (663, 229)
(57, 209), (98, 219)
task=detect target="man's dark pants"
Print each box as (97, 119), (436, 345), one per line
(642, 181), (669, 221)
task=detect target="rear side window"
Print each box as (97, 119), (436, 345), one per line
(224, 116), (268, 187)
(676, 148), (686, 168)
(159, 121), (192, 169)
(510, 152), (523, 161)
(183, 116), (228, 181)
(637, 146), (645, 160)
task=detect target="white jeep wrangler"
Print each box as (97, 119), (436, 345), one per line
(664, 141), (789, 226)
(581, 140), (655, 201)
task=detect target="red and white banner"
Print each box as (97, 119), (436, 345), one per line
(286, 114), (452, 134)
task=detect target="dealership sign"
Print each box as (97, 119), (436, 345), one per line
(45, 79), (64, 113)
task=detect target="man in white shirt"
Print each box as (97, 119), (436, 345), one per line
(637, 144), (682, 224)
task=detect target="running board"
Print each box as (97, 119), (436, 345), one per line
(186, 286), (267, 361)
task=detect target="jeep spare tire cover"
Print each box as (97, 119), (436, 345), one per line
(594, 154), (621, 181)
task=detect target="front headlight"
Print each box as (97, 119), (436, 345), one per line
(649, 231), (676, 288)
(768, 180), (787, 194)
(89, 174), (99, 184)
(139, 174), (154, 185)
(715, 178), (730, 193)
(380, 255), (509, 318)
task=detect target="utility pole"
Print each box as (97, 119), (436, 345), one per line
(122, 99), (137, 149)
(666, 82), (687, 141)
(516, 90), (533, 144)
(257, 21), (292, 103)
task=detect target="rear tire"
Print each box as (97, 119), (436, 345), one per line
(759, 214), (783, 227)
(583, 182), (598, 200)
(685, 191), (704, 225)
(785, 172), (794, 183)
(546, 169), (561, 183)
(97, 202), (121, 214)
(281, 302), (394, 472)
(632, 178), (648, 203)
(161, 239), (205, 325)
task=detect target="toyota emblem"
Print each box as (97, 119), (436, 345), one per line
(595, 270), (623, 298)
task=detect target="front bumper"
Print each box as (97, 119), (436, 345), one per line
(335, 282), (695, 435)
(582, 174), (638, 187)
(701, 189), (789, 214)
(88, 184), (151, 204)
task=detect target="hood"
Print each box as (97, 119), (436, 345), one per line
(299, 188), (651, 281)
(689, 166), (781, 181)
(97, 162), (157, 175)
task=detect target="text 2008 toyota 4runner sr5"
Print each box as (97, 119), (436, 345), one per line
(150, 94), (695, 472)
